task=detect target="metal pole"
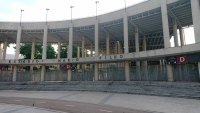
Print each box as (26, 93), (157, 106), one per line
(95, 1), (99, 19)
(124, 0), (126, 11)
(70, 6), (74, 23)
(20, 9), (24, 26)
(46, 8), (49, 25)
(71, 7), (72, 23)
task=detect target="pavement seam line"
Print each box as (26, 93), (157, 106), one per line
(99, 93), (114, 105)
(56, 92), (80, 100)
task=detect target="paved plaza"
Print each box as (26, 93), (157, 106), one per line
(0, 103), (65, 113)
(0, 90), (199, 113)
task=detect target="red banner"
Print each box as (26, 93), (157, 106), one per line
(177, 56), (188, 64)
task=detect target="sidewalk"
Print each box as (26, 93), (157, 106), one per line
(0, 90), (199, 113)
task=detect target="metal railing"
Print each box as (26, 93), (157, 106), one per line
(17, 70), (40, 82)
(0, 64), (199, 82)
(173, 64), (199, 82)
(0, 71), (12, 82)
(99, 67), (125, 81)
(72, 69), (94, 81)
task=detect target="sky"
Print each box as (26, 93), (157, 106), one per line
(0, 0), (195, 55)
(0, 0), (147, 22)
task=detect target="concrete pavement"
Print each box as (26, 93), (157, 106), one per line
(0, 103), (66, 113)
(0, 90), (199, 113)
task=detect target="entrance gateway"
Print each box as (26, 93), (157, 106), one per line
(0, 0), (200, 82)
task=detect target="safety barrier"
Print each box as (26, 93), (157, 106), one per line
(0, 64), (199, 82)
(0, 71), (12, 82)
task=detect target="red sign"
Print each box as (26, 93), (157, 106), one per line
(177, 56), (188, 64)
(0, 65), (2, 70)
(65, 64), (72, 69)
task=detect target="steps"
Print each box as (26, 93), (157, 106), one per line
(0, 81), (199, 99)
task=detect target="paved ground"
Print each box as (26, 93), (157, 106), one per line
(0, 103), (65, 113)
(0, 90), (200, 113)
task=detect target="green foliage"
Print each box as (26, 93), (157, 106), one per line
(72, 45), (78, 58)
(59, 44), (81, 58)
(15, 44), (56, 59)
(60, 44), (68, 58)
(46, 44), (56, 59)
(17, 44), (43, 59)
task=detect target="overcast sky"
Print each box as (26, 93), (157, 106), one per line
(0, 0), (195, 55)
(0, 0), (147, 22)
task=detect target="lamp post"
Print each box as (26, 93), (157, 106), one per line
(124, 0), (126, 11)
(46, 8), (50, 25)
(20, 9), (24, 26)
(95, 1), (99, 19)
(70, 6), (74, 23)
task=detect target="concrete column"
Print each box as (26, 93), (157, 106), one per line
(179, 28), (185, 46)
(160, 59), (163, 66)
(42, 25), (48, 60)
(57, 41), (61, 70)
(0, 43), (3, 59)
(13, 26), (22, 82)
(90, 44), (93, 69)
(90, 44), (93, 57)
(114, 42), (118, 67)
(161, 0), (173, 81)
(173, 18), (179, 47)
(77, 47), (80, 69)
(3, 38), (8, 60)
(41, 25), (48, 82)
(161, 0), (171, 48)
(106, 34), (110, 55)
(142, 36), (147, 66)
(135, 27), (141, 80)
(117, 42), (121, 55)
(77, 47), (80, 58)
(159, 59), (163, 72)
(142, 36), (148, 80)
(81, 37), (85, 70)
(167, 64), (174, 82)
(30, 38), (35, 71)
(57, 41), (62, 81)
(82, 37), (85, 57)
(68, 23), (73, 81)
(123, 12), (129, 54)
(114, 42), (117, 54)
(85, 49), (87, 69)
(120, 49), (124, 67)
(94, 63), (99, 81)
(95, 20), (99, 56)
(117, 41), (121, 67)
(125, 61), (130, 81)
(135, 27), (139, 53)
(198, 62), (200, 82)
(123, 11), (130, 81)
(15, 26), (22, 59)
(67, 45), (69, 58)
(85, 49), (87, 57)
(191, 0), (200, 43)
(94, 19), (99, 81)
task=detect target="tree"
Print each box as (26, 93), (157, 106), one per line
(60, 44), (68, 58)
(59, 44), (82, 58)
(46, 44), (56, 59)
(19, 44), (42, 59)
(15, 44), (56, 59)
(14, 44), (56, 70)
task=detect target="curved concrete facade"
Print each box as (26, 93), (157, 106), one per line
(0, 0), (176, 30)
(0, 0), (200, 82)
